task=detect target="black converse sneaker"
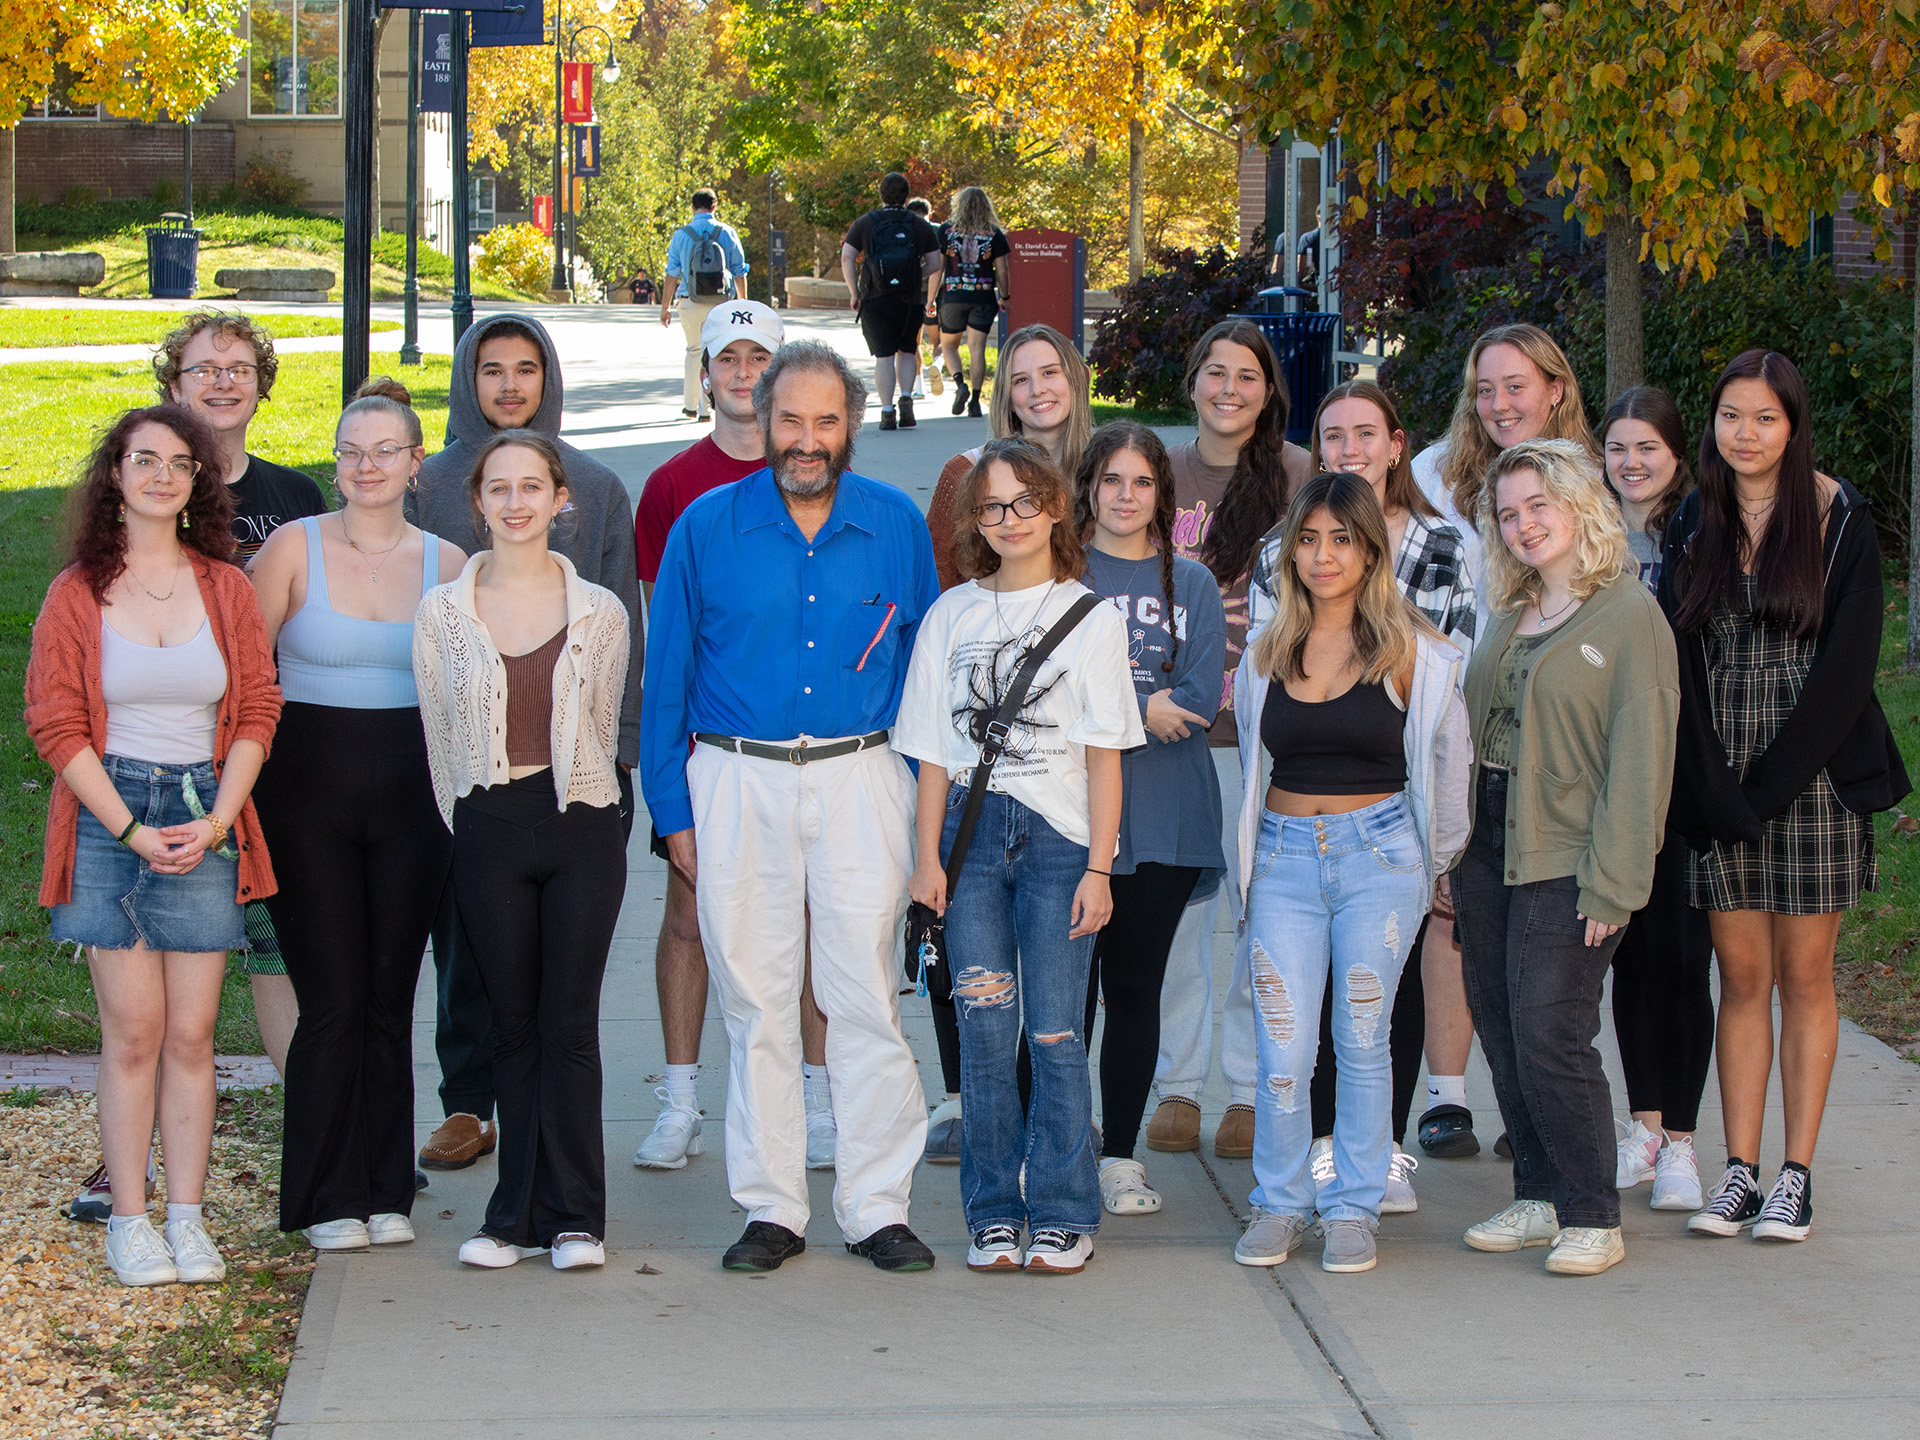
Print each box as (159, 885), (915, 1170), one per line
(1687, 1160), (1762, 1236)
(1752, 1163), (1813, 1242)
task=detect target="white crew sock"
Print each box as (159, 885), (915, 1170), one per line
(664, 1063), (698, 1109)
(1428, 1074), (1468, 1109)
(106, 1213), (143, 1234)
(802, 1063), (831, 1114)
(166, 1202), (202, 1226)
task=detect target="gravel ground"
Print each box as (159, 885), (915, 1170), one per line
(0, 1088), (307, 1438)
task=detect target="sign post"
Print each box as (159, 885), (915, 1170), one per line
(1002, 229), (1087, 354)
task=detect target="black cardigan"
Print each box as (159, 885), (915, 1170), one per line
(1658, 480), (1910, 850)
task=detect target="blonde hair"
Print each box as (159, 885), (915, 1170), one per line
(989, 324), (1092, 480)
(1252, 472), (1439, 686)
(1476, 438), (1632, 615)
(950, 185), (1002, 236)
(1440, 323), (1596, 523)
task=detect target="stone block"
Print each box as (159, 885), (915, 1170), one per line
(213, 266), (335, 303)
(0, 250), (106, 297)
(785, 275), (850, 309)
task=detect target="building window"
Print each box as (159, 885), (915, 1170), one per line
(250, 0), (340, 117)
(24, 62), (103, 119)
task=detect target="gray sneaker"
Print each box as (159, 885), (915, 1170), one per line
(1319, 1218), (1378, 1273)
(1233, 1208), (1312, 1267)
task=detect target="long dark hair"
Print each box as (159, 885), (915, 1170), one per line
(1670, 350), (1825, 637)
(1185, 320), (1291, 585)
(1599, 385), (1693, 541)
(1075, 421), (1180, 673)
(68, 404), (235, 600)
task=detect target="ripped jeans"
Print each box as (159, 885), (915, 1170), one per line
(1243, 796), (1426, 1223)
(943, 786), (1101, 1235)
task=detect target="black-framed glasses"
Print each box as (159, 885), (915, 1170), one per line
(124, 451), (201, 479)
(180, 363), (259, 384)
(976, 493), (1045, 526)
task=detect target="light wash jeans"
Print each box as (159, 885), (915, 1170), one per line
(1244, 795), (1426, 1222)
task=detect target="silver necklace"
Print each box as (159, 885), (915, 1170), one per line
(1533, 590), (1578, 629)
(992, 576), (1056, 647)
(341, 515), (407, 583)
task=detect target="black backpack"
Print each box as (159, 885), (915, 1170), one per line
(681, 223), (729, 297)
(863, 209), (921, 296)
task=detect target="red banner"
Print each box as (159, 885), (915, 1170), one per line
(532, 195), (553, 236)
(561, 62), (594, 124)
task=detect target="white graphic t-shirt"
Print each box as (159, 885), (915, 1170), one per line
(895, 577), (1145, 851)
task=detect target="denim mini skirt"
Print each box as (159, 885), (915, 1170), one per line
(50, 756), (244, 954)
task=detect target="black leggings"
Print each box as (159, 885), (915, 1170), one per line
(1610, 832), (1715, 1133)
(453, 776), (626, 1247)
(1309, 915), (1428, 1144)
(1093, 864), (1201, 1158)
(256, 703), (450, 1232)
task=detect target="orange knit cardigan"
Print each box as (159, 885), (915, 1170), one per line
(24, 555), (282, 908)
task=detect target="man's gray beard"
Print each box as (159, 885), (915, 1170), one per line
(771, 441), (850, 498)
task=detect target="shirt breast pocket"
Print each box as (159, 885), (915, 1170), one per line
(842, 597), (903, 673)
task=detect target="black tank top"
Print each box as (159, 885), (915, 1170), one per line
(1263, 677), (1408, 795)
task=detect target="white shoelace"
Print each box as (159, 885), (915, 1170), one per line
(169, 1220), (218, 1265)
(115, 1221), (171, 1268)
(1310, 1147), (1337, 1185)
(973, 1224), (1019, 1249)
(1702, 1165), (1757, 1218)
(1758, 1168), (1808, 1224)
(1388, 1150), (1418, 1183)
(1028, 1227), (1075, 1252)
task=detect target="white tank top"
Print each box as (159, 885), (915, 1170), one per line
(101, 618), (227, 764)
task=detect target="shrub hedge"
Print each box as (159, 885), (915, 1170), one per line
(1088, 236), (1272, 413)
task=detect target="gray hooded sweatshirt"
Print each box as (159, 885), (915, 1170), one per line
(408, 313), (642, 764)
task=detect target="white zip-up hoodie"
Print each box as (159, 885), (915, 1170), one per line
(1230, 629), (1474, 912)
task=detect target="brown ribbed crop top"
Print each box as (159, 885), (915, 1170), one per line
(502, 627), (567, 768)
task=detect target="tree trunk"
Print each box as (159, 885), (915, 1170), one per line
(1909, 257), (1919, 670)
(1128, 117), (1145, 283)
(1, 127), (15, 255)
(1604, 204), (1644, 402)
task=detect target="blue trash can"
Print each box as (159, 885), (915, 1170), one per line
(146, 214), (201, 299)
(1233, 289), (1339, 445)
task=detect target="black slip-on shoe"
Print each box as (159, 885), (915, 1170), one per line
(1417, 1104), (1482, 1159)
(415, 1169), (429, 1192)
(951, 378), (971, 416)
(1494, 1131), (1513, 1160)
(723, 1221), (806, 1272)
(847, 1223), (935, 1272)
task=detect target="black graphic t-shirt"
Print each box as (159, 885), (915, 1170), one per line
(938, 225), (1010, 297)
(229, 454), (328, 563)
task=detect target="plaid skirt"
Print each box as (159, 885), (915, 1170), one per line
(1687, 577), (1875, 915)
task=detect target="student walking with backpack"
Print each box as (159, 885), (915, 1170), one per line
(841, 171), (943, 431)
(661, 189), (750, 421)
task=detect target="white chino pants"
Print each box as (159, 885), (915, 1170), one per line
(677, 296), (722, 414)
(688, 740), (927, 1242)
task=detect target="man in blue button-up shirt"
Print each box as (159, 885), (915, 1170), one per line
(642, 340), (939, 1274)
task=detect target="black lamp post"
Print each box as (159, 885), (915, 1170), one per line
(452, 10), (474, 343)
(401, 7), (421, 366)
(550, 5), (619, 299)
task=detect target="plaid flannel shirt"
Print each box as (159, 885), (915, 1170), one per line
(1248, 509), (1477, 645)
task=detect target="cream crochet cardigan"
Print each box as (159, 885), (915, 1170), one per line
(413, 551), (630, 827)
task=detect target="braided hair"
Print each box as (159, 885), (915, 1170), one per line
(1075, 420), (1182, 673)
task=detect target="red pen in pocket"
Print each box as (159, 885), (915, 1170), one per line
(855, 603), (897, 671)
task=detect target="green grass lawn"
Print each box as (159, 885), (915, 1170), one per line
(15, 198), (532, 305)
(0, 351), (452, 1052)
(0, 309), (400, 350)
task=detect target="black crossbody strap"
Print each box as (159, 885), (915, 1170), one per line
(942, 593), (1103, 886)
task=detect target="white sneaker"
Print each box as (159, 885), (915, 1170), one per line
(634, 1087), (703, 1170)
(458, 1234), (547, 1269)
(1023, 1227), (1092, 1274)
(367, 1213), (415, 1245)
(1098, 1158), (1161, 1215)
(104, 1217), (177, 1286)
(1307, 1135), (1337, 1209)
(1616, 1119), (1661, 1188)
(1650, 1136), (1704, 1211)
(164, 1218), (225, 1283)
(1546, 1225), (1625, 1275)
(1464, 1199), (1560, 1252)
(305, 1218), (371, 1251)
(805, 1108), (837, 1171)
(551, 1233), (605, 1269)
(966, 1223), (1023, 1271)
(1381, 1145), (1419, 1215)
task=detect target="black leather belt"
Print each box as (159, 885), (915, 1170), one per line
(693, 731), (890, 765)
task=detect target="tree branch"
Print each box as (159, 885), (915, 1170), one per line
(1168, 99), (1234, 141)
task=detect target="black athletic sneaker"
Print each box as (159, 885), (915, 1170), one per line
(723, 1221), (806, 1271)
(1417, 1104), (1481, 1159)
(1752, 1163), (1812, 1242)
(846, 1223), (935, 1272)
(879, 409), (898, 431)
(952, 378), (971, 416)
(966, 397), (983, 419)
(1688, 1160), (1763, 1236)
(897, 394), (917, 429)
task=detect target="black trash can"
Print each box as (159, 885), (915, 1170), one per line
(1234, 289), (1340, 445)
(146, 214), (201, 299)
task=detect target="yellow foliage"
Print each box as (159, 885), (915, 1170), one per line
(1501, 103), (1528, 132)
(0, 0), (246, 126)
(476, 223), (554, 298)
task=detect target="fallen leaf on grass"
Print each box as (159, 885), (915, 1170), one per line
(1892, 812), (1918, 837)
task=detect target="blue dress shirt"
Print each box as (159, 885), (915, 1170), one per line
(664, 214), (750, 282)
(641, 467), (939, 836)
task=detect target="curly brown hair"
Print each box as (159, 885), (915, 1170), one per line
(152, 309), (280, 401)
(68, 405), (237, 600)
(951, 438), (1086, 584)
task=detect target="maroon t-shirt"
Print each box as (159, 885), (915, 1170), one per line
(634, 436), (765, 583)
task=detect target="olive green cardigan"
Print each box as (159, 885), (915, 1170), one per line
(1460, 571), (1680, 926)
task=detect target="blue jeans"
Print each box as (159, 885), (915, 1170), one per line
(1244, 795), (1426, 1222)
(943, 786), (1100, 1235)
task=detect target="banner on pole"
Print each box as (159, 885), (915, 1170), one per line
(572, 125), (601, 178)
(472, 1), (543, 47)
(562, 62), (594, 123)
(532, 195), (554, 236)
(421, 14), (452, 113)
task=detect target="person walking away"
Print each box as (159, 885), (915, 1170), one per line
(1405, 322), (1597, 1163)
(905, 198), (944, 400)
(1247, 380), (1477, 1215)
(1150, 320), (1310, 1163)
(660, 189), (750, 420)
(937, 186), (1010, 420)
(26, 404), (282, 1286)
(1662, 350), (1909, 1244)
(1231, 473), (1470, 1273)
(407, 313), (643, 1178)
(1453, 438), (1677, 1277)
(248, 389), (465, 1252)
(1597, 385), (1713, 1213)
(1073, 422), (1226, 1217)
(642, 340), (939, 1274)
(841, 171), (942, 431)
(898, 439), (1144, 1274)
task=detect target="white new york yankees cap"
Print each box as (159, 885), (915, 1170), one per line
(701, 300), (784, 359)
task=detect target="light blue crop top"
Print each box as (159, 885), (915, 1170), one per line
(276, 516), (433, 708)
